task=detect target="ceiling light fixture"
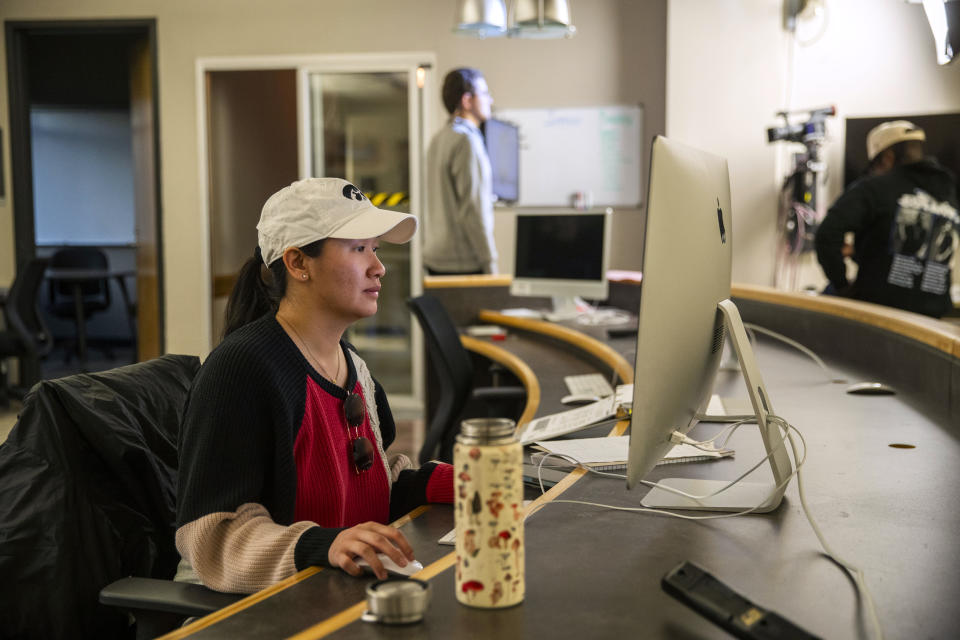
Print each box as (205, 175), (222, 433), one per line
(509, 0), (577, 39)
(453, 0), (507, 39)
(453, 0), (576, 39)
(907, 0), (958, 65)
(453, 0), (508, 38)
(921, 0), (954, 64)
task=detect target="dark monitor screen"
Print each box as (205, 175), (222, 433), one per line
(844, 112), (960, 202)
(514, 213), (606, 281)
(484, 118), (519, 202)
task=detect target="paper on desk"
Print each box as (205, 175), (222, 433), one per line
(534, 436), (629, 464)
(517, 396), (618, 444)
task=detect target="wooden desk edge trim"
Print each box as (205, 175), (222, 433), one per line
(157, 567), (324, 639)
(161, 506), (433, 638)
(732, 283), (960, 358)
(460, 334), (541, 425)
(477, 311), (635, 384)
(424, 274), (513, 288)
(291, 454), (600, 639)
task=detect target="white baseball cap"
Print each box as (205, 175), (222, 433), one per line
(256, 178), (417, 266)
(866, 120), (925, 161)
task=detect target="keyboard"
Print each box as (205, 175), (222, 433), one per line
(563, 373), (615, 398)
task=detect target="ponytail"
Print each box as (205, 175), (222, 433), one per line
(222, 240), (327, 339)
(223, 257), (278, 338)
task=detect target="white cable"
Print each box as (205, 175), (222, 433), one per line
(669, 431), (734, 455)
(530, 416), (798, 513)
(639, 416), (801, 502)
(742, 322), (846, 383)
(785, 427), (884, 640)
(528, 414), (884, 639)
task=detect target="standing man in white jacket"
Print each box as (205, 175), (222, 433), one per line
(424, 68), (498, 275)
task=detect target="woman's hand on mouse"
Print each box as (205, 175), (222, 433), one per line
(328, 521), (414, 579)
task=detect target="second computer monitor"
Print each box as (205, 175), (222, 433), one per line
(510, 210), (612, 318)
(484, 118), (520, 203)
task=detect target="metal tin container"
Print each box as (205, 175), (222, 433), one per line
(361, 578), (431, 625)
(454, 418), (524, 608)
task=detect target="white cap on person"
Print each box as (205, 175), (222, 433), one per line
(256, 178), (418, 266)
(866, 120), (926, 161)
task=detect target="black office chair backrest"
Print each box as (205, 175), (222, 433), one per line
(2, 257), (53, 358)
(407, 294), (475, 463)
(48, 246), (111, 315)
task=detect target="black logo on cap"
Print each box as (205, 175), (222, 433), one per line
(342, 184), (365, 201)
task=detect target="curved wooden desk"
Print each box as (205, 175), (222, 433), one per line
(459, 334), (541, 427)
(476, 311), (634, 385)
(732, 283), (960, 358)
(166, 276), (960, 639)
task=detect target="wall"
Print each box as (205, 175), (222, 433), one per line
(0, 0), (667, 356)
(667, 0), (960, 289)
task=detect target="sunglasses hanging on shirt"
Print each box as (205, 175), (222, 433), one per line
(345, 392), (374, 473)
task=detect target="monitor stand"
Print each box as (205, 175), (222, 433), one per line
(641, 299), (793, 513)
(543, 296), (581, 322)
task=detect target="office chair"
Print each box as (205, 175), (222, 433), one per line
(47, 246), (112, 362)
(0, 257), (53, 406)
(407, 294), (526, 464)
(0, 355), (241, 639)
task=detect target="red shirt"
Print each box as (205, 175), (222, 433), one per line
(293, 377), (390, 526)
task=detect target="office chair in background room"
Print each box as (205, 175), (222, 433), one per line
(407, 294), (526, 464)
(0, 355), (241, 639)
(47, 246), (112, 362)
(0, 258), (53, 406)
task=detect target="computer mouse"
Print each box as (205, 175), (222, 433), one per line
(355, 554), (424, 577)
(561, 394), (602, 406)
(845, 382), (896, 396)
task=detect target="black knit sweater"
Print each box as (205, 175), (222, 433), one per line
(176, 314), (438, 571)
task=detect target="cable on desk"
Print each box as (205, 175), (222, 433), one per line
(742, 322), (847, 384)
(526, 415), (884, 640)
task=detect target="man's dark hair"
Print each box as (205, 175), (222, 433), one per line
(442, 68), (484, 115)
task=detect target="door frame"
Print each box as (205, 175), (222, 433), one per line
(5, 18), (166, 356)
(196, 52), (434, 413)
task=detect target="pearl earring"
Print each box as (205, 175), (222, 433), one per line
(302, 274), (308, 280)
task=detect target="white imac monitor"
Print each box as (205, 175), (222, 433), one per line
(510, 209), (612, 319)
(627, 136), (792, 512)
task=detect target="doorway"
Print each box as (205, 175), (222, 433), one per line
(200, 54), (432, 413)
(5, 20), (164, 373)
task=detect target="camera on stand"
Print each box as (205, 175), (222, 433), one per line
(767, 105), (835, 290)
(767, 105), (835, 144)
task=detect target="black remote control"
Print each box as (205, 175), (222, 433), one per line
(661, 561), (821, 640)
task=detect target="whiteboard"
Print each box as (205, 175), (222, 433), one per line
(495, 105), (642, 208)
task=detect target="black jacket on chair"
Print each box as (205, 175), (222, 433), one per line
(0, 355), (200, 639)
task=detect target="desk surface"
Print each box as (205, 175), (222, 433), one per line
(168, 287), (960, 640)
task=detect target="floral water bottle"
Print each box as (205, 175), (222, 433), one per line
(454, 418), (524, 608)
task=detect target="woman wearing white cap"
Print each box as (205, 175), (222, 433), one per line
(175, 178), (453, 592)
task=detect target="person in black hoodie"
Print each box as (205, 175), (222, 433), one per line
(815, 120), (959, 318)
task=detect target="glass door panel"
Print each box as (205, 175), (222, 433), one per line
(308, 71), (413, 395)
